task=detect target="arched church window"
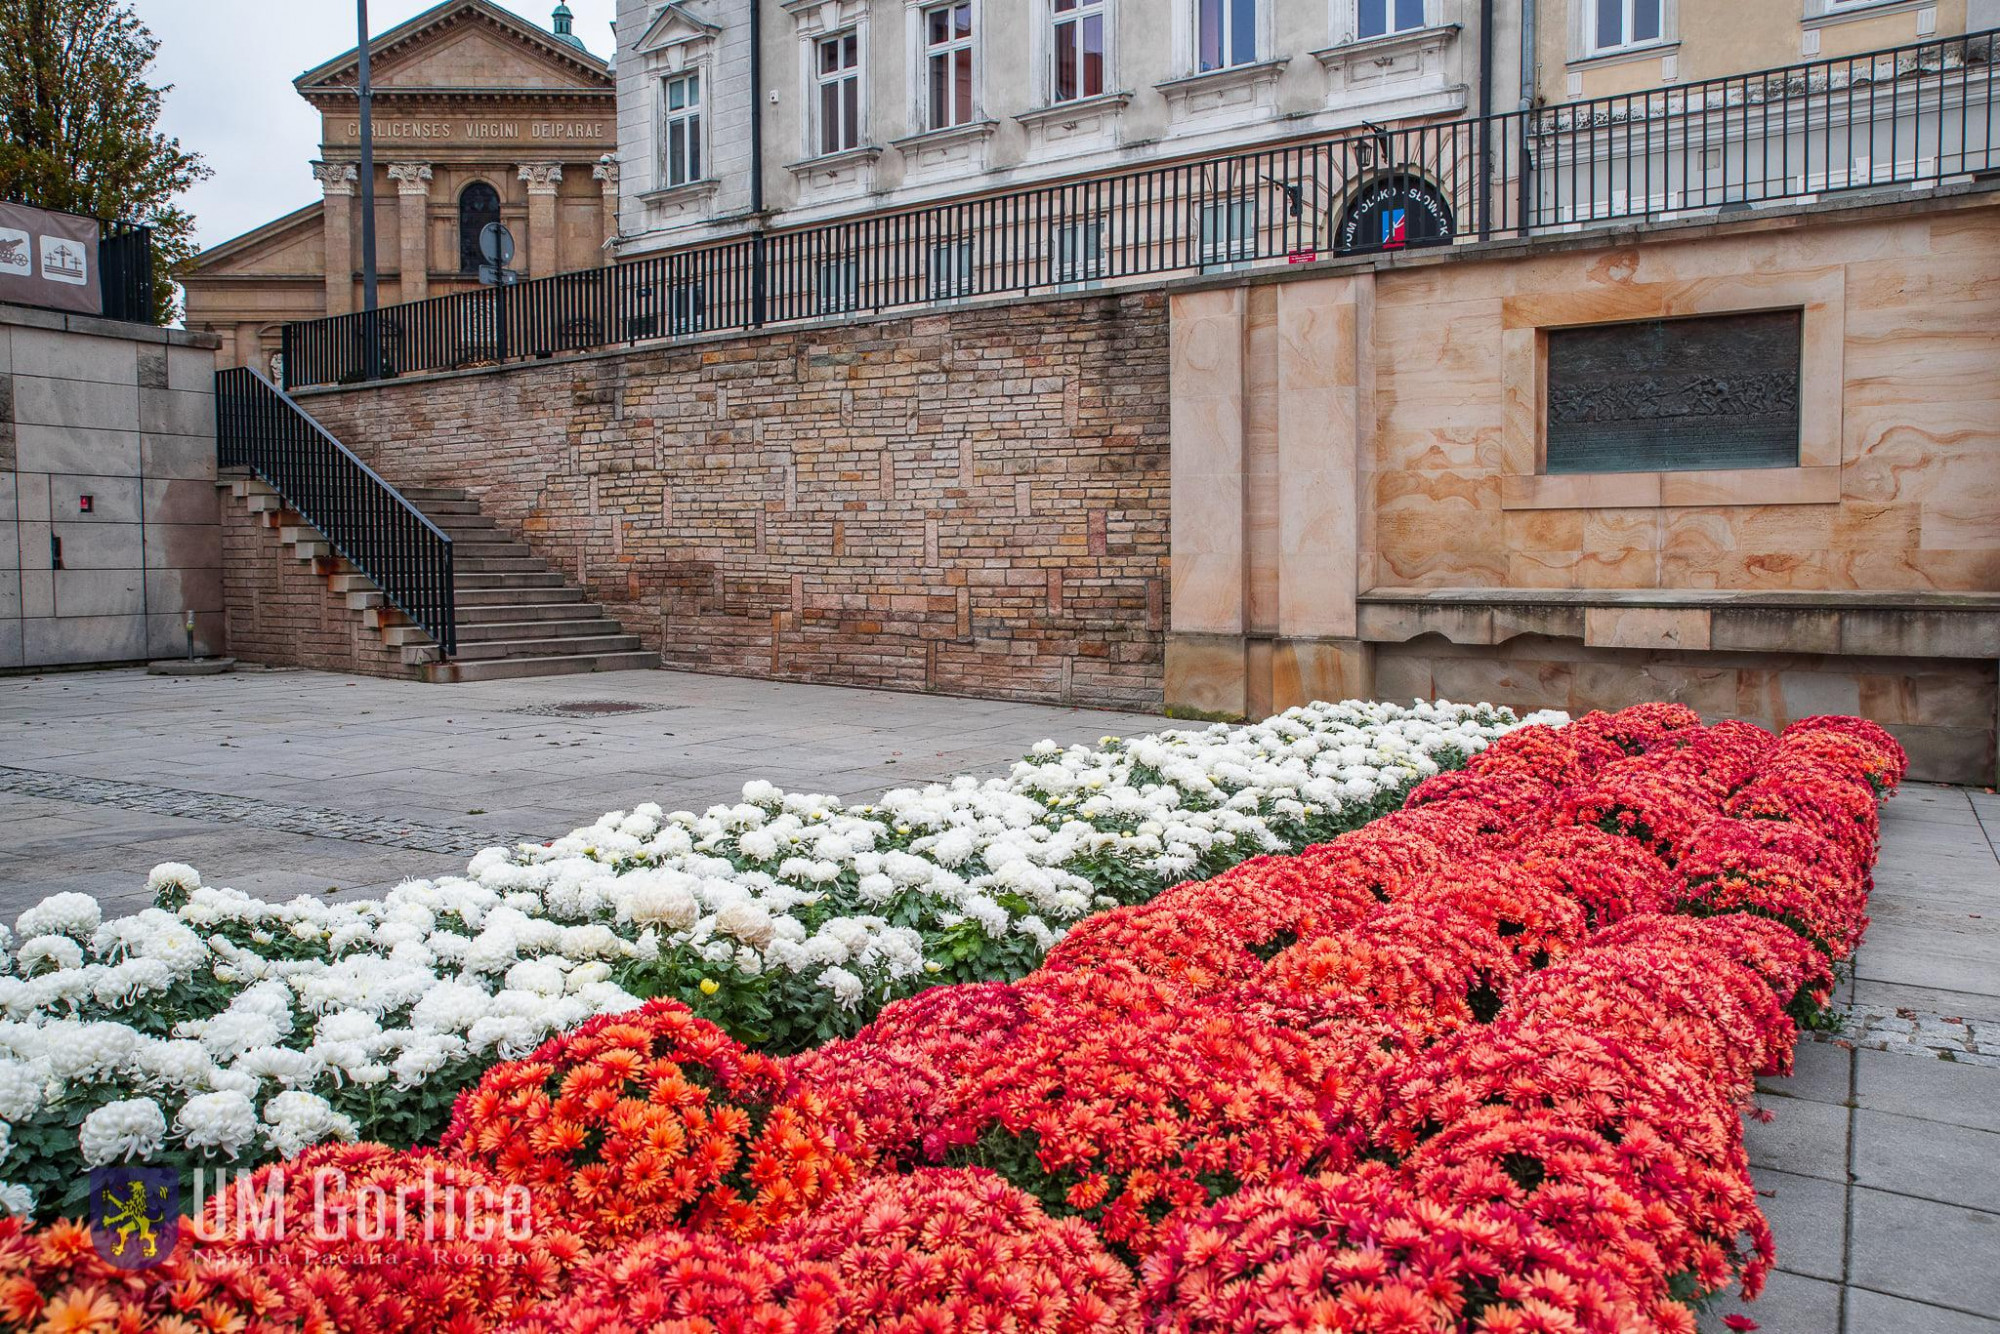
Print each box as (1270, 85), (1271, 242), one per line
(458, 182), (502, 272)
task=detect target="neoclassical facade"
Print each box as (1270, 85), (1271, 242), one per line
(184, 0), (619, 373)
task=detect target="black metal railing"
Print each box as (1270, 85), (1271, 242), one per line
(284, 28), (1997, 388)
(216, 366), (456, 656)
(98, 224), (155, 324)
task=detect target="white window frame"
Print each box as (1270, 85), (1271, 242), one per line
(1193, 0), (1262, 71)
(1351, 0), (1430, 41)
(1050, 0), (1111, 103)
(1580, 0), (1669, 57)
(928, 238), (976, 300)
(659, 69), (706, 187)
(817, 256), (860, 315)
(1199, 198), (1258, 271)
(1053, 218), (1107, 289)
(813, 29), (864, 156)
(919, 0), (980, 131)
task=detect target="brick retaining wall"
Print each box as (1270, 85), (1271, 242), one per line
(220, 492), (415, 680)
(300, 292), (1173, 710)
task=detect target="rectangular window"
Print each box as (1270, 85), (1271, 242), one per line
(1544, 311), (1802, 474)
(816, 32), (862, 155)
(929, 239), (976, 300)
(1590, 0), (1662, 53)
(669, 282), (707, 336)
(661, 72), (703, 186)
(1054, 219), (1106, 286)
(1358, 0), (1426, 38)
(1196, 0), (1258, 71)
(925, 2), (977, 130)
(1199, 198), (1256, 268)
(1053, 0), (1107, 101)
(817, 257), (859, 315)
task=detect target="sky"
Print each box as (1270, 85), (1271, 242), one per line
(136, 0), (619, 253)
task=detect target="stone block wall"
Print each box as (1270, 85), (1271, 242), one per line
(300, 291), (1172, 710)
(0, 305), (224, 669)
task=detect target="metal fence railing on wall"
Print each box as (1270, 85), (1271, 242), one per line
(282, 28), (1997, 390)
(98, 224), (155, 324)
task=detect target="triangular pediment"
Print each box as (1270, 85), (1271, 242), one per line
(191, 205), (326, 278)
(296, 0), (611, 99)
(633, 3), (722, 56)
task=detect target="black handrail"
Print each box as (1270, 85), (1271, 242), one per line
(215, 366), (456, 656)
(282, 27), (1996, 388)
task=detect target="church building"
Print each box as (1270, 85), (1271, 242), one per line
(183, 0), (620, 374)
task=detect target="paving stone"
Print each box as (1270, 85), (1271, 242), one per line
(1849, 1188), (2000, 1319)
(1699, 1269), (1843, 1334)
(1760, 1036), (1853, 1106)
(1746, 1094), (1852, 1185)
(1851, 1110), (2000, 1215)
(1848, 1287), (2000, 1333)
(1756, 1168), (1849, 1283)
(1856, 1048), (2000, 1134)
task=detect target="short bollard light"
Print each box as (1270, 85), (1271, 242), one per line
(184, 609), (196, 661)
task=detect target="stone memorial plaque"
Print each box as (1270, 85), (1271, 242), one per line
(1544, 310), (1802, 474)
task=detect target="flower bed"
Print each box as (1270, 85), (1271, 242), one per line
(0, 699), (1526, 1220)
(2, 705), (1904, 1333)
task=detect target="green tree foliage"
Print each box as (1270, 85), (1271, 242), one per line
(0, 0), (208, 322)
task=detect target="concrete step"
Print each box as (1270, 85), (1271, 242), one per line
(456, 556), (551, 574)
(431, 515), (499, 533)
(454, 571), (568, 590)
(455, 600), (598, 624)
(398, 486), (469, 502)
(454, 587), (587, 608)
(451, 542), (539, 560)
(455, 616), (627, 642)
(454, 633), (644, 661)
(434, 651), (659, 683)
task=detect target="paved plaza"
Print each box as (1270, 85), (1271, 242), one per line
(0, 666), (1995, 1330)
(0, 666), (1173, 916)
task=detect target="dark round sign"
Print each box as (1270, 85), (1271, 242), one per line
(479, 221), (516, 267)
(1334, 178), (1454, 255)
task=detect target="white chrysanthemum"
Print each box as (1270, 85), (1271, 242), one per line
(0, 1183), (31, 1217)
(0, 1059), (44, 1120)
(818, 966), (864, 1008)
(262, 1091), (358, 1158)
(80, 1097), (168, 1165)
(14, 935), (84, 974)
(16, 893), (102, 942)
(147, 862), (203, 897)
(175, 1089), (260, 1156)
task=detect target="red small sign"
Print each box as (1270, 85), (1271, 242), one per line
(1287, 250), (1319, 265)
(78, 495), (93, 513)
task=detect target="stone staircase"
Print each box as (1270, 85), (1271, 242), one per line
(395, 485), (656, 682)
(227, 473), (656, 683)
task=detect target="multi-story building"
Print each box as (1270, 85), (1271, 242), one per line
(184, 0), (621, 373)
(611, 0), (1508, 258)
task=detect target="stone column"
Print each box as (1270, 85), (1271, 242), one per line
(387, 163), (434, 303)
(592, 155), (620, 263)
(518, 163), (564, 277)
(312, 161), (358, 316)
(1165, 274), (1377, 721)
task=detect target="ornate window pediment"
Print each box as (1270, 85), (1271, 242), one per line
(633, 3), (721, 59)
